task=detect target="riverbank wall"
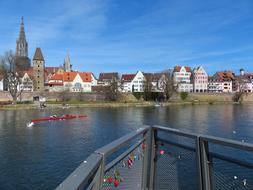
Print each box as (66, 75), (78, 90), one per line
(0, 91), (107, 103)
(1, 91), (253, 104)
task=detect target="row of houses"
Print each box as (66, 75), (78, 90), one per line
(3, 18), (252, 95)
(173, 66), (253, 93)
(1, 64), (253, 94)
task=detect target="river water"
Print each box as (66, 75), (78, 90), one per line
(0, 104), (253, 189)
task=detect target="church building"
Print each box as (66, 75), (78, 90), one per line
(15, 17), (31, 71)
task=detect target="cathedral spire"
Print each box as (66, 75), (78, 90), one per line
(16, 17), (28, 57)
(63, 52), (72, 72)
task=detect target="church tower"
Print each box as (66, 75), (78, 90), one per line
(16, 17), (28, 57)
(63, 53), (72, 72)
(33, 48), (45, 91)
(15, 17), (31, 71)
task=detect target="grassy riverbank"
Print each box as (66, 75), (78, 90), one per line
(0, 100), (243, 110)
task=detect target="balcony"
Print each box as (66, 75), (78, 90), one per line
(56, 126), (253, 190)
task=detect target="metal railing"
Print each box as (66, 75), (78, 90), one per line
(56, 125), (253, 190)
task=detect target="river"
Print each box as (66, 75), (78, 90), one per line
(0, 104), (252, 189)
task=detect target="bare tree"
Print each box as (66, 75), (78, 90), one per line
(0, 51), (23, 104)
(233, 78), (247, 103)
(160, 72), (175, 101)
(106, 77), (119, 101)
(143, 75), (153, 101)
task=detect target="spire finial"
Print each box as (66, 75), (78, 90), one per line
(21, 16), (24, 25)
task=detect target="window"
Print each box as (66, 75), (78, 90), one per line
(74, 82), (82, 90)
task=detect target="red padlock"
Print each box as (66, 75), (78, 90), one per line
(114, 179), (120, 187)
(142, 143), (146, 150)
(107, 176), (113, 184)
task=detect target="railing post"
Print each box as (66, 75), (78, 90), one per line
(148, 127), (157, 190)
(199, 138), (213, 190)
(141, 128), (149, 190)
(196, 137), (203, 190)
(93, 152), (105, 190)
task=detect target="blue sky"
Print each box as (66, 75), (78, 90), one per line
(0, 0), (253, 75)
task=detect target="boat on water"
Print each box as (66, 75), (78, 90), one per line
(27, 115), (87, 126)
(26, 122), (34, 127)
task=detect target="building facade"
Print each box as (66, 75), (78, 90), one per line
(173, 66), (193, 92)
(33, 48), (45, 91)
(209, 71), (234, 93)
(193, 66), (208, 93)
(98, 72), (119, 86)
(233, 69), (253, 93)
(18, 72), (34, 92)
(121, 74), (136, 92)
(47, 72), (92, 92)
(0, 76), (3, 91)
(121, 71), (145, 92)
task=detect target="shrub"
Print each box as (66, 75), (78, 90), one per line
(132, 92), (144, 100)
(180, 92), (188, 101)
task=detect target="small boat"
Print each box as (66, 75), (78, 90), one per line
(62, 104), (70, 109)
(154, 102), (161, 107)
(27, 122), (34, 127)
(31, 115), (87, 123)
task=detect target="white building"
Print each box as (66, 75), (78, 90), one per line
(18, 72), (34, 92)
(234, 69), (253, 93)
(121, 71), (145, 92)
(47, 72), (92, 92)
(91, 73), (98, 86)
(208, 77), (223, 93)
(208, 71), (234, 93)
(173, 66), (193, 92)
(193, 66), (208, 93)
(0, 76), (3, 91)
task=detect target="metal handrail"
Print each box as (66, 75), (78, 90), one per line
(56, 153), (103, 190)
(56, 125), (253, 190)
(95, 126), (149, 157)
(200, 135), (253, 151)
(153, 125), (198, 139)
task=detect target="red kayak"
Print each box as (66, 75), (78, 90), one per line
(31, 115), (87, 123)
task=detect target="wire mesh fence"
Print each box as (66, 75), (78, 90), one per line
(102, 143), (145, 190)
(153, 131), (199, 190)
(212, 156), (253, 190)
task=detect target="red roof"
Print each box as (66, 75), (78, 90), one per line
(216, 71), (235, 81)
(49, 72), (92, 82)
(49, 74), (63, 80)
(63, 72), (77, 82)
(79, 72), (92, 82)
(121, 74), (136, 82)
(174, 66), (191, 72)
